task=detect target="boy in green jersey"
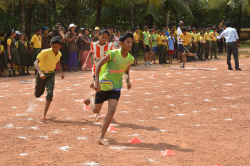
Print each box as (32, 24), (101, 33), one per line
(84, 33), (134, 145)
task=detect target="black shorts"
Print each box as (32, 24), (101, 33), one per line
(144, 45), (151, 53)
(184, 45), (190, 54)
(95, 90), (121, 104)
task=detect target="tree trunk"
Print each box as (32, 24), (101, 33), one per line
(166, 11), (170, 26)
(237, 4), (242, 41)
(25, 1), (33, 39)
(149, 14), (153, 28)
(131, 4), (134, 29)
(96, 0), (104, 27)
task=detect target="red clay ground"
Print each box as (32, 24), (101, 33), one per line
(1, 57), (250, 166)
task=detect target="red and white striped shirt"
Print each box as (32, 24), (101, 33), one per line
(91, 42), (115, 75)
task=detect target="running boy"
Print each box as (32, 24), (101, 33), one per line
(82, 30), (115, 88)
(84, 33), (134, 145)
(34, 36), (64, 122)
(179, 28), (196, 68)
(168, 31), (175, 64)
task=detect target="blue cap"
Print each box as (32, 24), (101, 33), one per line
(42, 26), (49, 31)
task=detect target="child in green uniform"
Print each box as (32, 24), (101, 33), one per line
(24, 35), (33, 75)
(3, 29), (19, 77)
(199, 32), (206, 61)
(18, 34), (28, 76)
(0, 39), (6, 77)
(31, 27), (42, 75)
(34, 36), (64, 122)
(84, 33), (134, 145)
(152, 28), (159, 64)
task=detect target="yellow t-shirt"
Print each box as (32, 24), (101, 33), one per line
(174, 30), (178, 40)
(196, 33), (201, 43)
(200, 36), (205, 43)
(193, 33), (198, 42)
(7, 37), (18, 48)
(139, 29), (142, 40)
(209, 32), (219, 41)
(133, 32), (140, 43)
(179, 33), (193, 46)
(0, 45), (4, 54)
(31, 35), (42, 48)
(157, 35), (162, 45)
(0, 37), (4, 42)
(161, 35), (168, 46)
(204, 32), (210, 41)
(36, 48), (62, 71)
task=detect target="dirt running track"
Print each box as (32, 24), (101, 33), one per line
(0, 59), (250, 166)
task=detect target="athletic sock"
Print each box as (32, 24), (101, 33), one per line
(12, 68), (16, 75)
(8, 68), (11, 75)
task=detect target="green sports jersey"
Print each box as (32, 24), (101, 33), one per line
(142, 31), (151, 45)
(152, 33), (158, 47)
(99, 49), (134, 91)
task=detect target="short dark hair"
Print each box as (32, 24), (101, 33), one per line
(179, 23), (184, 26)
(134, 27), (139, 30)
(192, 27), (196, 30)
(57, 23), (61, 25)
(170, 31), (174, 34)
(181, 27), (187, 32)
(119, 33), (133, 42)
(144, 26), (148, 29)
(111, 35), (115, 39)
(35, 27), (41, 32)
(226, 22), (231, 27)
(50, 36), (61, 44)
(149, 29), (153, 32)
(212, 27), (217, 30)
(200, 32), (204, 34)
(155, 27), (158, 30)
(99, 29), (110, 36)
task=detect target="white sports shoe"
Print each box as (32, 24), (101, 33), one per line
(145, 62), (149, 66)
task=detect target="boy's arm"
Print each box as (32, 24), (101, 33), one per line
(56, 61), (64, 79)
(34, 59), (46, 79)
(124, 65), (132, 90)
(94, 53), (111, 92)
(142, 34), (145, 48)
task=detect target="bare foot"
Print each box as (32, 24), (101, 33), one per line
(84, 93), (94, 106)
(41, 117), (47, 122)
(95, 113), (102, 122)
(97, 138), (109, 146)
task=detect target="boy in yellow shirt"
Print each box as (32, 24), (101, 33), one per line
(204, 28), (211, 60)
(157, 31), (162, 63)
(179, 28), (196, 68)
(159, 31), (168, 64)
(191, 27), (198, 55)
(0, 39), (6, 76)
(132, 27), (140, 65)
(209, 27), (219, 59)
(34, 36), (64, 122)
(199, 32), (206, 61)
(31, 27), (42, 75)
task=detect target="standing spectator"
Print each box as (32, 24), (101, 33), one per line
(60, 27), (68, 71)
(31, 27), (42, 75)
(41, 27), (50, 50)
(217, 25), (224, 54)
(115, 30), (121, 49)
(177, 23), (184, 62)
(216, 22), (242, 70)
(165, 26), (170, 37)
(48, 25), (63, 43)
(92, 27), (100, 42)
(168, 31), (175, 64)
(3, 29), (19, 77)
(79, 28), (92, 71)
(17, 34), (28, 76)
(24, 35), (32, 75)
(67, 23), (79, 72)
(132, 27), (140, 65)
(0, 39), (6, 77)
(209, 27), (219, 59)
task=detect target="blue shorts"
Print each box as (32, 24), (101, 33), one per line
(178, 44), (184, 52)
(153, 47), (158, 52)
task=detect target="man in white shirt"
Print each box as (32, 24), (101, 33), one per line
(177, 23), (184, 63)
(217, 22), (241, 70)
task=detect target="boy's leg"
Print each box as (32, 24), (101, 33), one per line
(158, 45), (162, 64)
(41, 73), (55, 121)
(97, 99), (119, 145)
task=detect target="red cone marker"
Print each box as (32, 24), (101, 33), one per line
(161, 149), (175, 156)
(80, 99), (85, 102)
(131, 79), (135, 82)
(83, 105), (91, 110)
(152, 74), (156, 77)
(129, 138), (142, 144)
(214, 165), (221, 166)
(107, 125), (117, 131)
